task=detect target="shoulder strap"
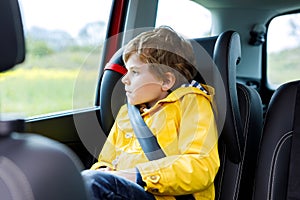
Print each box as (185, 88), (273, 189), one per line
(127, 103), (166, 160)
(127, 103), (195, 200)
(287, 81), (300, 200)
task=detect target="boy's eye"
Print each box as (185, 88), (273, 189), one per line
(131, 70), (138, 74)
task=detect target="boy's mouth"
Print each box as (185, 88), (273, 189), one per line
(125, 89), (131, 93)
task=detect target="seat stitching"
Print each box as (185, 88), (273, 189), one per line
(226, 84), (250, 199)
(237, 84), (251, 138)
(216, 146), (226, 200)
(268, 131), (292, 199)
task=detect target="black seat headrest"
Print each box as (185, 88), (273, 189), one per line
(0, 0), (25, 72)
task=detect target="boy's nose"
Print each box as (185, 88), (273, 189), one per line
(121, 73), (129, 85)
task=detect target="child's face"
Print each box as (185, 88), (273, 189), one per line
(122, 54), (168, 107)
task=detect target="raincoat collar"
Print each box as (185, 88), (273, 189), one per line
(140, 80), (214, 115)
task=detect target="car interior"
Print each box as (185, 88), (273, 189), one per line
(1, 0), (300, 199)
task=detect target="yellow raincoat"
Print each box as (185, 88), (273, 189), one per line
(91, 85), (220, 200)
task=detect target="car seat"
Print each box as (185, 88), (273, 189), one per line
(97, 30), (263, 200)
(252, 80), (300, 200)
(193, 30), (263, 200)
(0, 0), (89, 199)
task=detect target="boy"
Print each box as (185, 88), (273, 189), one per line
(82, 26), (219, 200)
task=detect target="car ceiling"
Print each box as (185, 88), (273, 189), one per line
(194, 0), (300, 13)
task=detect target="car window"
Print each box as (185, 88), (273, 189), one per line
(0, 0), (112, 117)
(267, 13), (300, 89)
(155, 0), (211, 38)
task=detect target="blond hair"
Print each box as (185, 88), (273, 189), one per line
(123, 26), (197, 89)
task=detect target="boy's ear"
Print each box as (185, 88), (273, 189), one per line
(162, 72), (176, 91)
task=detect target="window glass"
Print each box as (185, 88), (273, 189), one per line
(0, 0), (112, 117)
(267, 13), (300, 88)
(155, 0), (211, 38)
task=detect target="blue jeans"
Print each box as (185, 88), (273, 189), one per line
(81, 170), (156, 200)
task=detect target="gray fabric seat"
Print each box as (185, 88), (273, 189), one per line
(0, 124), (89, 200)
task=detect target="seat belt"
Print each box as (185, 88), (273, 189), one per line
(127, 103), (195, 200)
(127, 103), (166, 160)
(287, 81), (300, 200)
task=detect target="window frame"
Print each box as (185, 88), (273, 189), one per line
(263, 9), (300, 90)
